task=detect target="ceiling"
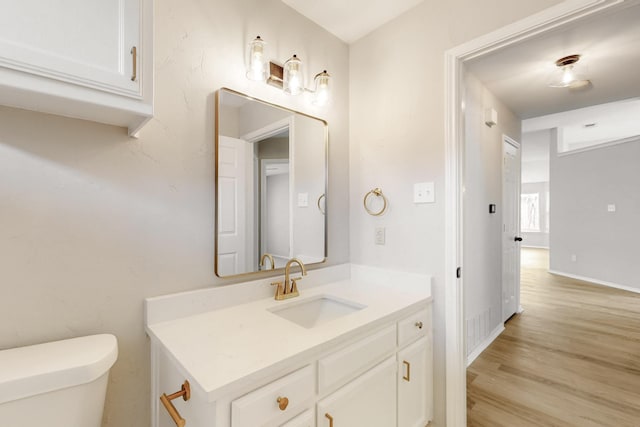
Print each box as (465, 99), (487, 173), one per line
(466, 1), (640, 119)
(281, 0), (425, 44)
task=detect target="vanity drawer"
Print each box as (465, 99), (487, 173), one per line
(397, 306), (430, 348)
(231, 365), (314, 427)
(318, 324), (396, 394)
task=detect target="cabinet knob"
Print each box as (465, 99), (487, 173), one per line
(277, 396), (289, 411)
(415, 321), (423, 329)
(325, 413), (334, 427)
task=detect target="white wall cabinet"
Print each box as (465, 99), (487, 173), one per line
(0, 0), (153, 136)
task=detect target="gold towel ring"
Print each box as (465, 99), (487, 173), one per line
(364, 188), (388, 216)
(317, 194), (326, 215)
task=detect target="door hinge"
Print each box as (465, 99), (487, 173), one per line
(456, 267), (461, 278)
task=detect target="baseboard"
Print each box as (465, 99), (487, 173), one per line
(466, 324), (505, 367)
(548, 270), (640, 295)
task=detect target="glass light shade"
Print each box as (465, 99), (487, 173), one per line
(246, 36), (266, 81)
(312, 70), (331, 106)
(548, 55), (589, 88)
(283, 54), (304, 95)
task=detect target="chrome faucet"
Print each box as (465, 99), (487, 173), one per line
(260, 253), (275, 270)
(271, 258), (307, 300)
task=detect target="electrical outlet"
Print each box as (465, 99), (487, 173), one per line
(607, 204), (616, 212)
(571, 254), (577, 262)
(375, 227), (385, 245)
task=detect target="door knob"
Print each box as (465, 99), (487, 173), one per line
(514, 236), (523, 242)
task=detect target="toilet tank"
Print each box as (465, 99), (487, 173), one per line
(0, 334), (118, 427)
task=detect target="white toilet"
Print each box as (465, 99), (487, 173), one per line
(0, 334), (118, 427)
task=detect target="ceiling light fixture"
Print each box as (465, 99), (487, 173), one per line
(246, 35), (331, 106)
(548, 54), (590, 89)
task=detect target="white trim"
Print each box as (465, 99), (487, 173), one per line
(521, 244), (549, 249)
(557, 134), (640, 156)
(548, 270), (640, 294)
(240, 117), (292, 143)
(466, 324), (505, 367)
(444, 1), (625, 425)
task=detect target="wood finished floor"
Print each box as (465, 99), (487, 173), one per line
(467, 248), (640, 427)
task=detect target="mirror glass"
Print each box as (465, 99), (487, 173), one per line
(215, 88), (327, 277)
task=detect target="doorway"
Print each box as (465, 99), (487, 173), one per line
(444, 0), (627, 425)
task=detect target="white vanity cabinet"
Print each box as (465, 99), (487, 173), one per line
(152, 305), (432, 427)
(398, 336), (433, 427)
(317, 357), (397, 427)
(0, 0), (153, 135)
(146, 266), (433, 427)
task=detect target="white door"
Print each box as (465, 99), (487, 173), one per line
(317, 357), (396, 427)
(502, 136), (522, 321)
(0, 0), (142, 96)
(217, 135), (250, 276)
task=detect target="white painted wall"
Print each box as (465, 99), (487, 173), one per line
(550, 136), (640, 291)
(0, 1), (349, 426)
(348, 0), (562, 424)
(462, 72), (521, 358)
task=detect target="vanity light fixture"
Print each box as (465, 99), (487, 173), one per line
(246, 35), (331, 106)
(548, 54), (590, 89)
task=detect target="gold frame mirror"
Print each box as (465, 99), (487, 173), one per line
(215, 88), (327, 278)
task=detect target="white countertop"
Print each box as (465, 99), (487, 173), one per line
(146, 264), (431, 402)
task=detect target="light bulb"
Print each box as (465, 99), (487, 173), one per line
(283, 54), (304, 95)
(246, 36), (266, 82)
(312, 70), (330, 106)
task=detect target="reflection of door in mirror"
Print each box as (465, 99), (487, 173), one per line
(258, 132), (291, 270)
(216, 88), (327, 278)
(217, 135), (254, 276)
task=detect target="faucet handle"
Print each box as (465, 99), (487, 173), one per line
(271, 281), (285, 299)
(290, 277), (302, 295)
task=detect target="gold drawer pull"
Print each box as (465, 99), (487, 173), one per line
(415, 321), (423, 329)
(277, 396), (289, 411)
(131, 46), (138, 81)
(325, 413), (334, 427)
(160, 380), (190, 427)
(403, 360), (411, 381)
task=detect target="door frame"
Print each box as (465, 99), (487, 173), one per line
(502, 135), (522, 322)
(443, 0), (625, 425)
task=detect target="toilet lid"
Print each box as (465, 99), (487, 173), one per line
(0, 334), (117, 404)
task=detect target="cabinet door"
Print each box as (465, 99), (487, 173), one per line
(0, 0), (142, 97)
(281, 409), (313, 427)
(397, 336), (432, 427)
(317, 357), (396, 427)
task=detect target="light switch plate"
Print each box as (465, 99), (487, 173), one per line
(607, 204), (616, 212)
(414, 182), (435, 203)
(298, 193), (309, 207)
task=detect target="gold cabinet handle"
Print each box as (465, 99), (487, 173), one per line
(415, 321), (423, 329)
(131, 46), (137, 81)
(403, 360), (411, 382)
(277, 396), (289, 411)
(160, 380), (190, 427)
(325, 413), (334, 427)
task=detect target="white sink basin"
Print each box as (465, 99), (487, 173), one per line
(268, 295), (366, 329)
